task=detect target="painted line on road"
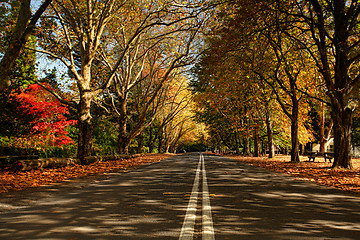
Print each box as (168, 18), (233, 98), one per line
(179, 156), (201, 240)
(201, 154), (215, 240)
(179, 154), (215, 240)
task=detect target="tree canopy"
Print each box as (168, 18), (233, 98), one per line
(1, 0), (360, 170)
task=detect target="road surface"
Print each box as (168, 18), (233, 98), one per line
(1, 153), (360, 239)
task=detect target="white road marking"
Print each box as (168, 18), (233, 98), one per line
(179, 156), (201, 240)
(201, 154), (215, 240)
(179, 154), (215, 240)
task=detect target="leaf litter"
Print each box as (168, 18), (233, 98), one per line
(0, 154), (173, 193)
(227, 154), (360, 195)
(2, 153), (359, 195)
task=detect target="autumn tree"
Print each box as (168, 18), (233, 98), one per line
(253, 30), (314, 162)
(199, 0), (360, 167)
(0, 0), (52, 90)
(151, 74), (194, 153)
(0, 45), (38, 141)
(11, 84), (77, 148)
(33, 0), (205, 158)
(192, 49), (266, 155)
(33, 0), (128, 159)
(268, 0), (360, 169)
(97, 1), (205, 154)
(111, 40), (198, 154)
(0, 3), (40, 147)
(222, 0), (315, 162)
(192, 0), (315, 158)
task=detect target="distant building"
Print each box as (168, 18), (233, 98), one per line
(311, 138), (334, 153)
(311, 138), (360, 157)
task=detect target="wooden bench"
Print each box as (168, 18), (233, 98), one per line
(307, 151), (316, 161)
(307, 151), (333, 163)
(323, 152), (333, 162)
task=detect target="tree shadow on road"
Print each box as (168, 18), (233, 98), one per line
(0, 154), (196, 240)
(1, 153), (360, 240)
(208, 154), (360, 240)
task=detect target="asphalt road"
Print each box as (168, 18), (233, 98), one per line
(1, 153), (360, 239)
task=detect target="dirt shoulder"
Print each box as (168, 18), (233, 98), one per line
(226, 154), (360, 195)
(0, 153), (174, 194)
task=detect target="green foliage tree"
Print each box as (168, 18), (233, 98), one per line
(0, 3), (39, 141)
(0, 0), (52, 90)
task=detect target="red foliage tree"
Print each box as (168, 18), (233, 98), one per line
(11, 84), (77, 147)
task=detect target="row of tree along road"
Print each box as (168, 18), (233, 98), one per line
(191, 0), (360, 169)
(1, 0), (360, 170)
(0, 0), (212, 160)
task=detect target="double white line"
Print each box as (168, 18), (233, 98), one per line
(179, 154), (215, 240)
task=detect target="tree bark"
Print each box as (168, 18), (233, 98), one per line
(137, 132), (144, 154)
(319, 102), (325, 153)
(331, 106), (353, 169)
(148, 125), (155, 153)
(0, 0), (52, 90)
(158, 129), (164, 153)
(265, 110), (275, 158)
(165, 139), (170, 153)
(290, 100), (300, 162)
(170, 126), (183, 153)
(254, 123), (261, 157)
(290, 119), (300, 162)
(77, 92), (93, 159)
(235, 130), (240, 154)
(118, 96), (129, 154)
(0, 0), (31, 90)
(329, 1), (353, 169)
(243, 137), (251, 156)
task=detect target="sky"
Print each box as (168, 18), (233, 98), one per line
(31, 0), (72, 90)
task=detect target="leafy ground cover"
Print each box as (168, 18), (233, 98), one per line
(227, 154), (360, 195)
(0, 153), (174, 193)
(2, 153), (360, 195)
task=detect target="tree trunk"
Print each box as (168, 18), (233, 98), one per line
(158, 129), (164, 153)
(148, 126), (155, 153)
(137, 132), (144, 154)
(291, 107), (300, 162)
(0, 0), (52, 90)
(170, 126), (183, 153)
(119, 142), (130, 155)
(235, 131), (240, 154)
(77, 120), (93, 160)
(330, 2), (353, 169)
(149, 125), (163, 153)
(319, 102), (325, 153)
(254, 123), (260, 157)
(77, 93), (93, 160)
(305, 0), (354, 169)
(118, 96), (129, 154)
(243, 137), (251, 156)
(165, 141), (170, 153)
(171, 135), (181, 153)
(331, 107), (353, 169)
(265, 111), (275, 158)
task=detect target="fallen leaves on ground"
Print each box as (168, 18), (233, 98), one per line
(227, 154), (360, 195)
(3, 153), (360, 195)
(0, 154), (173, 194)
